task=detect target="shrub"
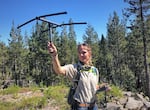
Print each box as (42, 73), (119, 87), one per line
(0, 85), (19, 95)
(44, 85), (70, 110)
(96, 84), (123, 106)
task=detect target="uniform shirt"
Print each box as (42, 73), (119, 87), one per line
(64, 62), (99, 103)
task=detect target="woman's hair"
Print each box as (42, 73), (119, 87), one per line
(77, 43), (93, 66)
(78, 43), (91, 52)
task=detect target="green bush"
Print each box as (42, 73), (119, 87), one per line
(109, 85), (123, 98)
(0, 101), (16, 110)
(96, 84), (123, 103)
(44, 85), (70, 110)
(16, 96), (47, 109)
(0, 86), (47, 110)
(0, 85), (19, 95)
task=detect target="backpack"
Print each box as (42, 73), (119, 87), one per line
(67, 65), (81, 105)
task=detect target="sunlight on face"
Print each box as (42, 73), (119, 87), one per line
(78, 44), (92, 65)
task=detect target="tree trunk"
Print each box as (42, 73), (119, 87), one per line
(139, 0), (150, 97)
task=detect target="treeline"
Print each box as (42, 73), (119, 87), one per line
(0, 0), (150, 97)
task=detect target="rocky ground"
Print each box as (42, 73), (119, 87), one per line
(101, 91), (150, 110)
(0, 89), (150, 110)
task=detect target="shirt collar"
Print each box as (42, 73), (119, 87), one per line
(77, 61), (92, 71)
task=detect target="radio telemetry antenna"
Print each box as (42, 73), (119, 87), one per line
(17, 11), (87, 41)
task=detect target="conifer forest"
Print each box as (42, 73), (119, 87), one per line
(1, 0), (150, 97)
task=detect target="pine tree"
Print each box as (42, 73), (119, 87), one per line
(97, 35), (111, 83)
(107, 11), (130, 87)
(68, 19), (77, 64)
(59, 25), (70, 65)
(8, 21), (26, 86)
(124, 0), (150, 96)
(82, 24), (99, 65)
(0, 42), (8, 80)
(28, 21), (50, 85)
(125, 31), (143, 91)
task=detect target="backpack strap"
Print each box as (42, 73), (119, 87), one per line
(67, 63), (81, 106)
(73, 63), (81, 88)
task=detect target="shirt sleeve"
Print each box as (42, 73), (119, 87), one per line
(63, 64), (78, 81)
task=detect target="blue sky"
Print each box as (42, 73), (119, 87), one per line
(0, 0), (128, 44)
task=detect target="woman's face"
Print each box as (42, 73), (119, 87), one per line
(78, 45), (91, 65)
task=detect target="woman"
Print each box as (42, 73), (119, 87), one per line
(48, 42), (110, 110)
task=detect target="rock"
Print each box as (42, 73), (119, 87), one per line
(136, 93), (150, 108)
(123, 91), (132, 97)
(106, 102), (122, 110)
(125, 97), (143, 110)
(119, 97), (128, 105)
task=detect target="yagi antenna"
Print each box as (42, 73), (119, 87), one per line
(17, 11), (87, 42)
(17, 11), (67, 29)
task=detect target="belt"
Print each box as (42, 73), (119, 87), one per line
(77, 102), (95, 107)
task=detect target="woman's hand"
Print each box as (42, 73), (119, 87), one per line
(97, 83), (111, 92)
(47, 42), (58, 57)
